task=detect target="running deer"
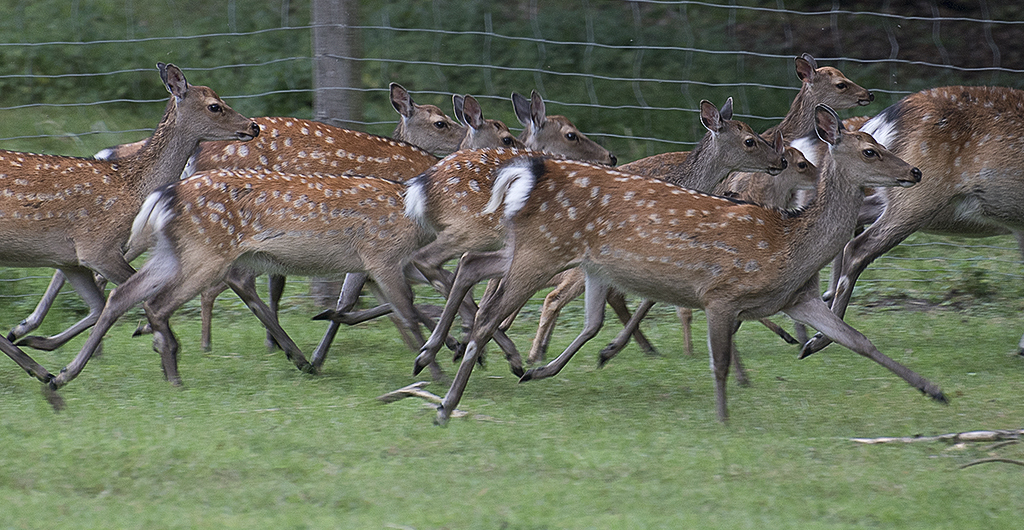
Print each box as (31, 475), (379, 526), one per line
(48, 167), (440, 392)
(800, 85), (1024, 356)
(313, 94), (618, 371)
(430, 105), (943, 426)
(526, 54), (874, 365)
(11, 115), (441, 351)
(2, 63), (259, 364)
(408, 99), (787, 379)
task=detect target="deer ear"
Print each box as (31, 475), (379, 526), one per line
(390, 83), (414, 118)
(512, 92), (531, 127)
(796, 54), (817, 83)
(530, 90), (547, 128)
(452, 94), (466, 125)
(773, 129), (785, 156)
(719, 97), (734, 121)
(462, 95), (485, 130)
(699, 100), (722, 132)
(159, 63), (189, 100)
(814, 104), (841, 146)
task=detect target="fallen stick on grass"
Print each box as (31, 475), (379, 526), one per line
(851, 429), (1024, 444)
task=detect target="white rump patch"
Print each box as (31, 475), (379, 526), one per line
(403, 178), (428, 225)
(860, 113), (896, 149)
(483, 158), (537, 218)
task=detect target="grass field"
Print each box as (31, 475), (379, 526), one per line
(1, 255), (1023, 529)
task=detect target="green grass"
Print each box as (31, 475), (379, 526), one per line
(1, 269), (1022, 529)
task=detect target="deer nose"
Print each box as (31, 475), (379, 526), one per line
(249, 121), (261, 137)
(608, 154), (618, 166)
(911, 167), (922, 182)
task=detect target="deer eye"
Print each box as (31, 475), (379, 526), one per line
(798, 162), (807, 169)
(744, 138), (755, 147)
(863, 148), (877, 158)
(565, 132), (578, 141)
(433, 121), (448, 129)
(836, 82), (848, 90)
(207, 103), (223, 113)
(502, 136), (514, 146)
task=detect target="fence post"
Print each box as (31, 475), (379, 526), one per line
(310, 0), (362, 306)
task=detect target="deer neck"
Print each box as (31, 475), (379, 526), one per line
(785, 155), (865, 274)
(765, 87), (814, 141)
(666, 132), (731, 192)
(119, 99), (197, 198)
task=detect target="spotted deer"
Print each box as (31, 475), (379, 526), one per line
(800, 85), (1024, 357)
(430, 105), (943, 426)
(48, 167), (440, 392)
(408, 99), (787, 379)
(2, 64), (259, 365)
(17, 83), (465, 349)
(313, 94), (618, 371)
(525, 54), (874, 366)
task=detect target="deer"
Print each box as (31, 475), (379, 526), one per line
(44, 164), (447, 393)
(11, 83), (465, 350)
(1, 63), (259, 367)
(407, 98), (788, 380)
(798, 85), (1024, 357)
(429, 104), (944, 426)
(311, 92), (619, 372)
(589, 145), (818, 375)
(523, 54), (874, 367)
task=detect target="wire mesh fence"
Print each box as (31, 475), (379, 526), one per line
(0, 0), (1021, 319)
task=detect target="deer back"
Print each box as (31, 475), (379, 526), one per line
(190, 117), (439, 181)
(138, 168), (426, 278)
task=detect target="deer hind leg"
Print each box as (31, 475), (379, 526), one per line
(598, 299), (655, 367)
(521, 276), (611, 382)
(705, 307), (740, 423)
(8, 270), (65, 342)
(415, 250), (522, 378)
(265, 273), (286, 350)
(1013, 231), (1024, 355)
(50, 247), (185, 390)
(528, 269), (587, 364)
(783, 286), (946, 404)
(436, 258), (562, 426)
(309, 271), (369, 371)
(15, 266), (109, 352)
(605, 289), (658, 355)
(222, 274), (313, 375)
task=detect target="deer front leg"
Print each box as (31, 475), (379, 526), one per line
(7, 270), (65, 342)
(705, 308), (739, 423)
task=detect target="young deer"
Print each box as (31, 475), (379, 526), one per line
(3, 64), (259, 361)
(527, 54), (873, 364)
(408, 99), (787, 378)
(801, 85), (1024, 356)
(431, 105), (943, 426)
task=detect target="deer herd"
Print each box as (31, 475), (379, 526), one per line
(1, 53), (1019, 425)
